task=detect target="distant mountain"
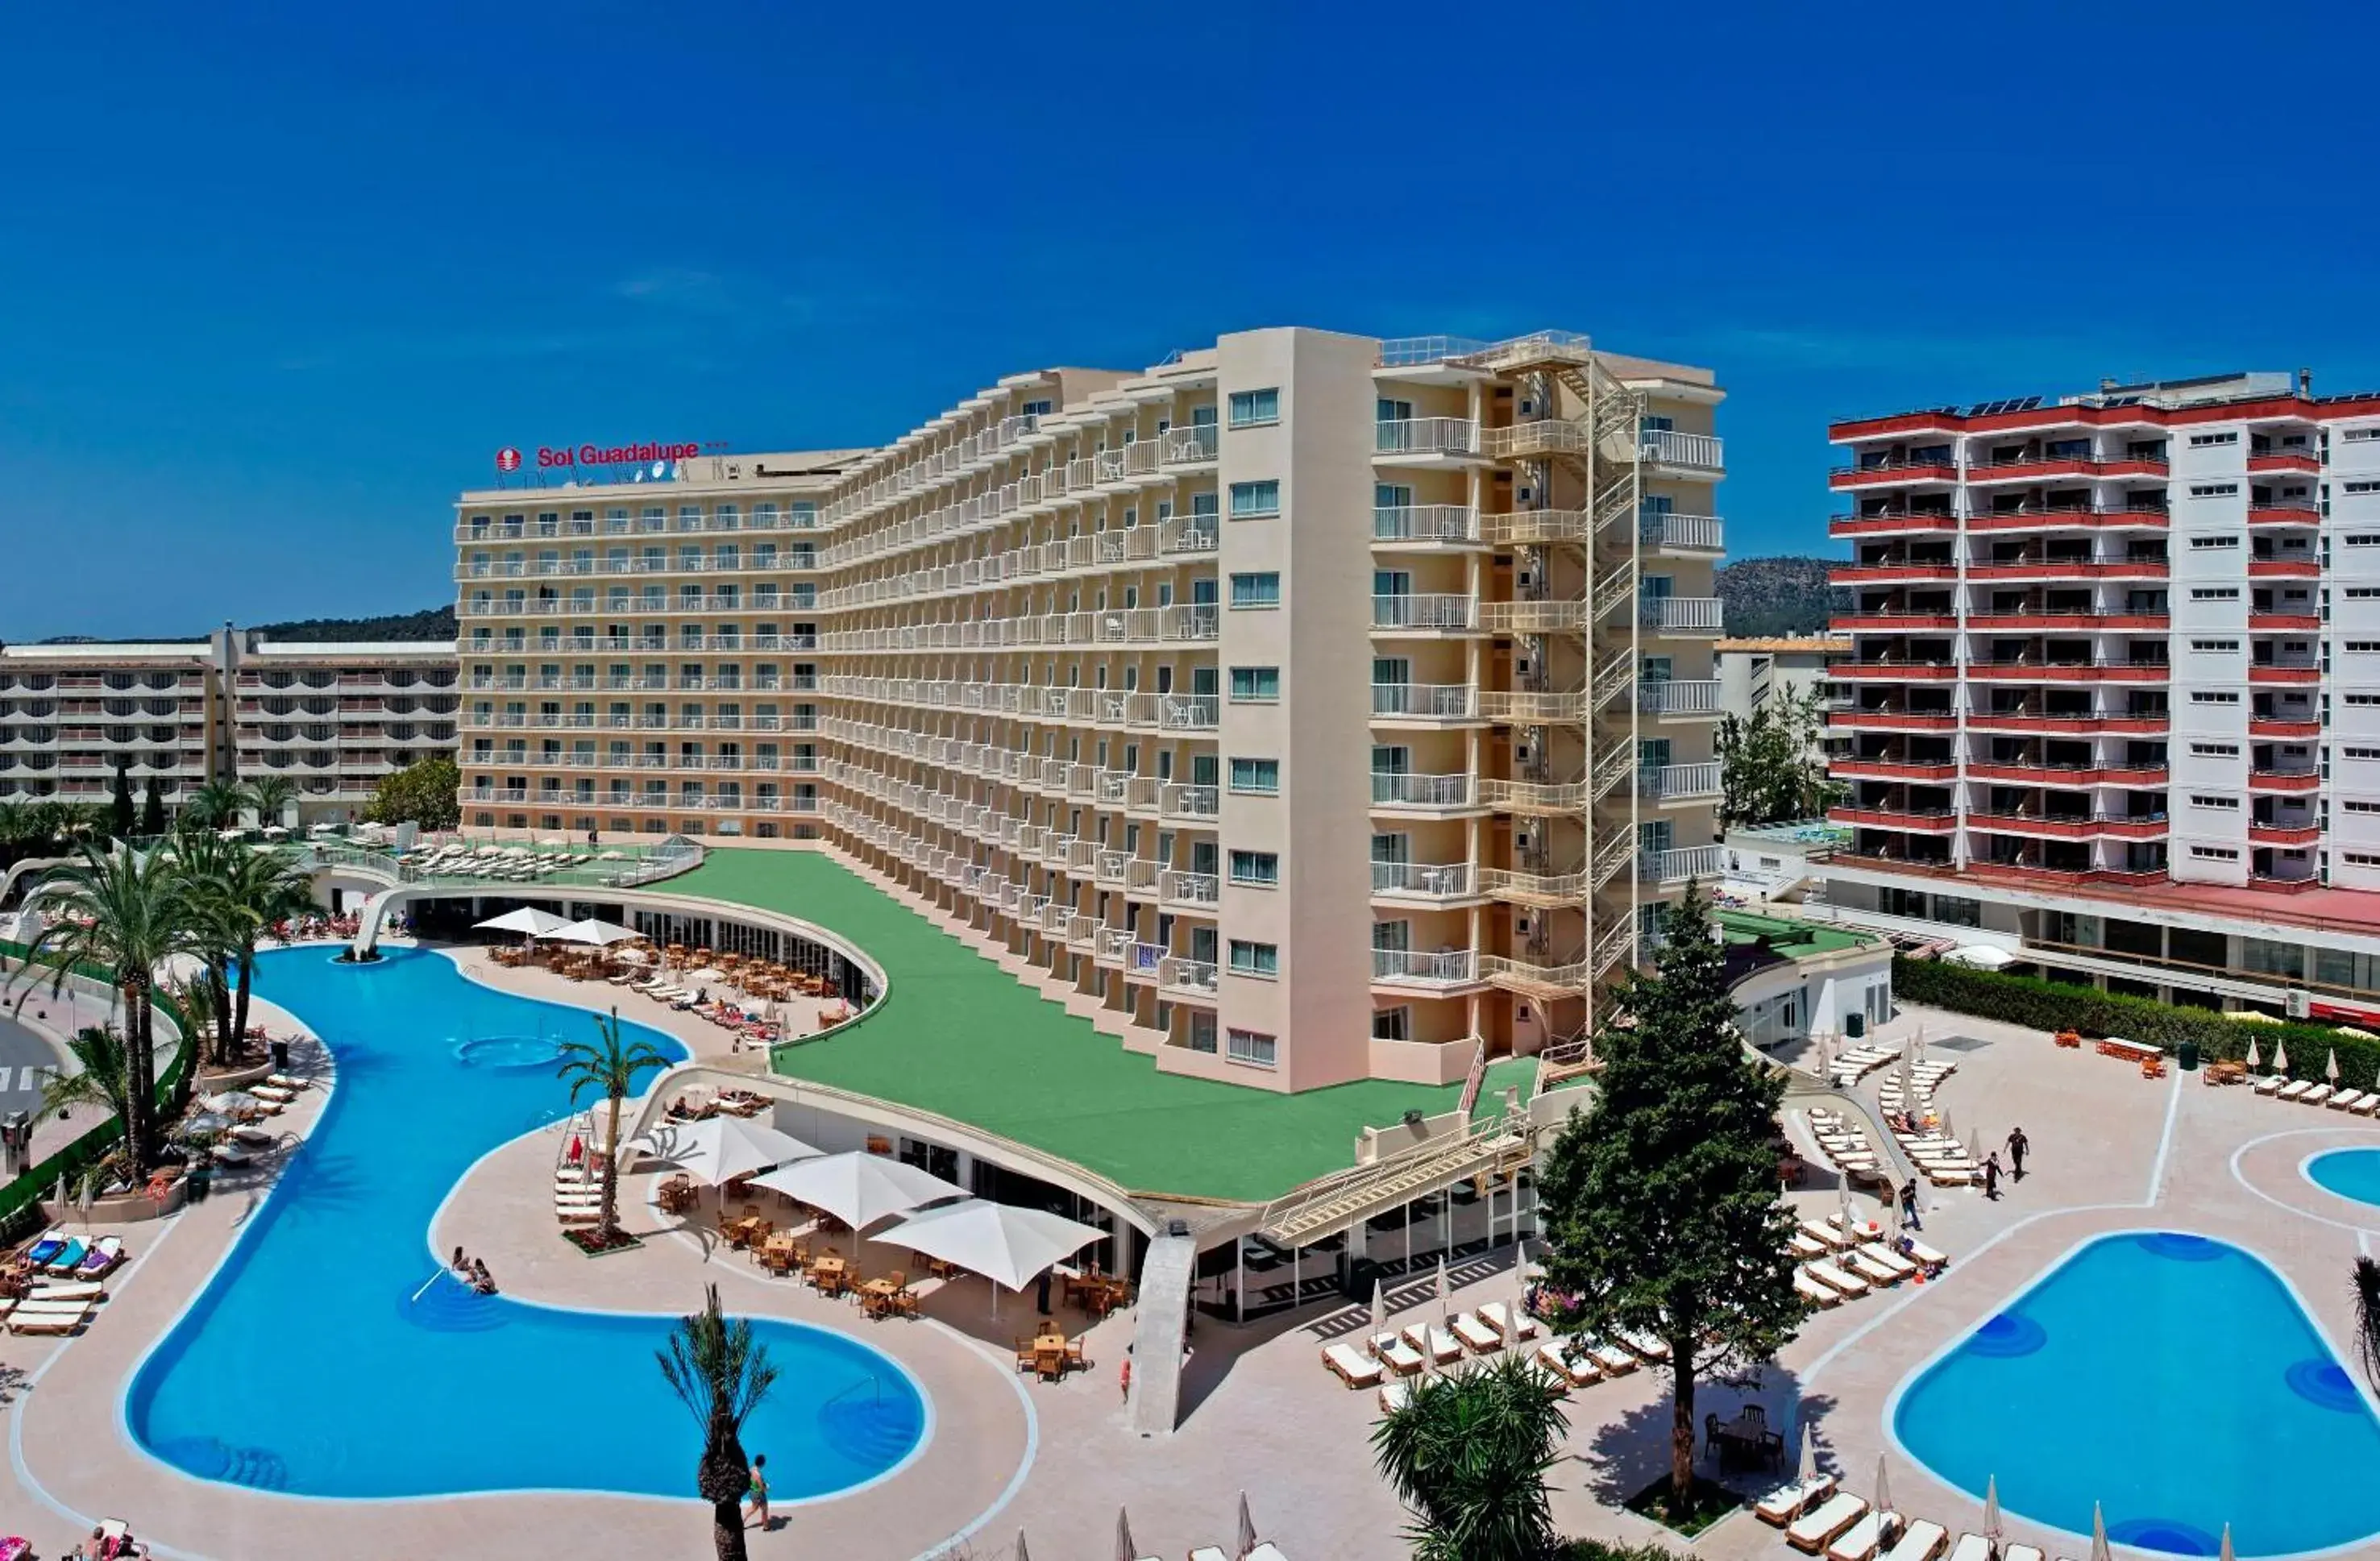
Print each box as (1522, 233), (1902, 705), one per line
(1717, 556), (1846, 639)
(252, 604), (456, 643)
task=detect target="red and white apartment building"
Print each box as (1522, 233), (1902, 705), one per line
(1813, 371), (2380, 1021)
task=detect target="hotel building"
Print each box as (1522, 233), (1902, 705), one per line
(0, 630), (455, 823)
(454, 327), (1728, 1090)
(1818, 370), (2380, 1019)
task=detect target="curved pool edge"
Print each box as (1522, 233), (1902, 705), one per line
(2299, 1145), (2380, 1214)
(1879, 1225), (2380, 1561)
(113, 946), (934, 1510)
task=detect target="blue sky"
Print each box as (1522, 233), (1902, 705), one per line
(4, 0), (2375, 638)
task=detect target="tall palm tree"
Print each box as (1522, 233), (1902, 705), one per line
(12, 842), (194, 1171)
(174, 832), (314, 1065)
(184, 779), (247, 832)
(1373, 1353), (1568, 1561)
(243, 774), (299, 832)
(658, 1284), (779, 1561)
(2355, 1257), (2380, 1396)
(555, 1007), (669, 1245)
(36, 1026), (142, 1178)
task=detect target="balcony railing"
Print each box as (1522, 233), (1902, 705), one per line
(1371, 683), (1479, 720)
(1162, 426), (1219, 465)
(1158, 957), (1219, 996)
(1642, 845), (1724, 884)
(1375, 418), (1480, 458)
(1370, 861), (1476, 899)
(1640, 762), (1722, 802)
(1638, 679), (1722, 716)
(1372, 594), (1477, 631)
(1642, 596), (1724, 633)
(1372, 948), (1478, 986)
(1641, 429), (1725, 471)
(1373, 505), (1481, 544)
(1641, 512), (1725, 551)
(1160, 870), (1219, 905)
(1371, 771), (1474, 809)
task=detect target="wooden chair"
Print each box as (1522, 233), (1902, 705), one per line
(1013, 1338), (1036, 1374)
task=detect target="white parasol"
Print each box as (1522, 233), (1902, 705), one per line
(1874, 1454), (1892, 1516)
(626, 1116), (821, 1185)
(868, 1198), (1103, 1293)
(475, 907), (568, 937)
(1984, 1474), (2002, 1541)
(2274, 1040), (2291, 1075)
(749, 1151), (966, 1232)
(548, 916), (642, 947)
(2327, 1048), (2341, 1083)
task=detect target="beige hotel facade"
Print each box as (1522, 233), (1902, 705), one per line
(454, 328), (1726, 1091)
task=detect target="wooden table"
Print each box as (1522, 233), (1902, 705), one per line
(810, 1256), (848, 1295)
(1031, 1331), (1070, 1380)
(724, 1215), (766, 1248)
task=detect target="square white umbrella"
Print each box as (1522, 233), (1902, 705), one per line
(749, 1150), (966, 1231)
(474, 907), (569, 937)
(627, 1116), (822, 1185)
(548, 916), (643, 946)
(870, 1198), (1103, 1293)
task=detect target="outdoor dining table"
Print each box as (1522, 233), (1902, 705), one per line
(1709, 1411), (1783, 1472)
(810, 1256), (849, 1295)
(724, 1214), (767, 1248)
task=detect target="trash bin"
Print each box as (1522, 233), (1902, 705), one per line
(2178, 1040), (2200, 1072)
(270, 1039), (290, 1072)
(1846, 1011), (1867, 1040)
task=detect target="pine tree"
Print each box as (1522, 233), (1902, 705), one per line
(110, 762), (136, 840)
(1535, 880), (1809, 1512)
(139, 776), (168, 837)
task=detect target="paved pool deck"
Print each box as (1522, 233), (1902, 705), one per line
(664, 847), (1518, 1203)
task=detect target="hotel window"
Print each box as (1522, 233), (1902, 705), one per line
(1227, 940), (1279, 977)
(1226, 1028), (1278, 1068)
(1229, 480), (1281, 519)
(2190, 795), (2240, 810)
(2345, 429), (2380, 442)
(2188, 431), (2241, 446)
(2190, 587), (2239, 600)
(2190, 640), (2240, 652)
(2189, 483), (2240, 497)
(2188, 536), (2239, 549)
(2347, 748), (2380, 760)
(1228, 849), (1280, 886)
(2346, 800), (2380, 814)
(1229, 757), (1280, 793)
(2349, 588), (2380, 600)
(2348, 852), (2380, 866)
(2191, 845), (2241, 860)
(2190, 742), (2241, 758)
(2190, 691), (2241, 704)
(1373, 1007), (1411, 1042)
(1229, 572), (1281, 608)
(1227, 388), (1280, 429)
(1229, 666), (1281, 703)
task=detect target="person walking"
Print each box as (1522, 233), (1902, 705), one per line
(744, 1452), (770, 1530)
(1036, 1268), (1053, 1315)
(1983, 1150), (2004, 1201)
(1899, 1179), (1922, 1231)
(2006, 1125), (2030, 1181)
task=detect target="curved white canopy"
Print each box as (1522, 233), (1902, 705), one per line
(546, 916), (642, 946)
(869, 1198), (1103, 1291)
(475, 907), (570, 936)
(749, 1151), (966, 1231)
(627, 1116), (821, 1185)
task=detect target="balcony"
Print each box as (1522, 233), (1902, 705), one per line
(1965, 660), (2168, 683)
(1966, 709), (2167, 735)
(1373, 418), (1481, 463)
(1371, 772), (1477, 812)
(1830, 510), (1958, 538)
(1373, 505), (1481, 546)
(2249, 500), (2321, 526)
(1162, 425), (1219, 466)
(1828, 805), (1959, 834)
(1834, 758), (1960, 783)
(1478, 599), (1591, 634)
(2247, 450), (2321, 474)
(1832, 563), (1958, 587)
(1640, 762), (1722, 803)
(1372, 949), (1479, 988)
(1642, 596), (1723, 634)
(1371, 594), (1479, 633)
(1157, 957), (1219, 999)
(1832, 660), (1958, 682)
(1160, 870), (1220, 907)
(1966, 453), (2168, 484)
(2250, 821), (2321, 847)
(1370, 683), (1481, 723)
(1642, 429), (1725, 473)
(1828, 706), (1958, 733)
(2247, 662), (2320, 685)
(1370, 861), (1477, 903)
(1966, 505), (2170, 533)
(1639, 679), (1722, 718)
(1643, 512), (1725, 553)
(1161, 784), (1219, 820)
(1830, 459), (1958, 490)
(2249, 769), (2320, 795)
(1967, 811), (2168, 841)
(1642, 844), (1725, 883)
(1965, 762), (2169, 787)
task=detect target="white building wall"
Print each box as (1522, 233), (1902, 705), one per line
(2168, 421), (2253, 885)
(2327, 419), (2380, 887)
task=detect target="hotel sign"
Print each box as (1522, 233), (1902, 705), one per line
(532, 440), (705, 470)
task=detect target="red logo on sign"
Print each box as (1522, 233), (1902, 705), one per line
(495, 446), (522, 473)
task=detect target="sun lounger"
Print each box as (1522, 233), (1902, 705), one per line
(264, 1073), (309, 1090)
(2329, 1090), (2369, 1112)
(1879, 1520), (1948, 1561)
(1452, 1312), (1502, 1353)
(2255, 1073), (2285, 1094)
(76, 1237), (125, 1277)
(23, 1228), (69, 1267)
(1376, 1380), (1412, 1415)
(2279, 1080), (2316, 1102)
(1805, 1260), (1869, 1298)
(1901, 1239), (1948, 1269)
(1795, 1271), (1840, 1307)
(1583, 1338), (1636, 1374)
(1536, 1340), (1599, 1385)
(1801, 1219), (1856, 1251)
(1755, 1474), (1836, 1525)
(1370, 1332), (1426, 1376)
(1322, 1342), (1384, 1388)
(214, 1144), (255, 1168)
(43, 1239), (86, 1275)
(231, 1125), (278, 1148)
(1944, 1536), (1991, 1561)
(1246, 1546), (1290, 1561)
(2001, 1546), (2042, 1561)
(1617, 1327), (1671, 1361)
(1846, 1251), (1900, 1287)
(1828, 1509), (1899, 1561)
(1478, 1301), (1539, 1344)
(2359, 1094), (2380, 1117)
(1402, 1322), (1463, 1364)
(556, 1206), (602, 1224)
(1859, 1243), (1918, 1281)
(8, 1304), (89, 1335)
(31, 1281), (103, 1303)
(1788, 1492), (1869, 1553)
(251, 1085), (297, 1105)
(1792, 1232), (1832, 1260)
(2303, 1085), (2335, 1106)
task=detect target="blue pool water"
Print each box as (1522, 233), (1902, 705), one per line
(2305, 1148), (2380, 1210)
(1894, 1232), (2380, 1556)
(127, 946), (927, 1501)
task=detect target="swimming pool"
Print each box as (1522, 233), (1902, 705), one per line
(2304, 1148), (2380, 1211)
(127, 946), (927, 1501)
(1893, 1231), (2380, 1558)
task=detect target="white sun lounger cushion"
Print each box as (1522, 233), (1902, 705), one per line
(1755, 1473), (1836, 1525)
(1479, 1301), (1539, 1342)
(1371, 1333), (1426, 1374)
(1880, 1519), (1949, 1561)
(1452, 1313), (1501, 1353)
(2001, 1546), (2042, 1561)
(1846, 1251), (1899, 1285)
(1375, 1381), (1411, 1416)
(1902, 1239), (1948, 1267)
(2303, 1085), (2336, 1106)
(1859, 1243), (1918, 1278)
(2255, 1074), (2285, 1094)
(1617, 1327), (1670, 1360)
(2328, 1090), (2366, 1111)
(1402, 1322), (1462, 1363)
(1805, 1260), (1868, 1297)
(2279, 1080), (2316, 1101)
(1322, 1342), (1384, 1387)
(1944, 1536), (1992, 1561)
(8, 1310), (88, 1335)
(1245, 1546), (1290, 1561)
(1795, 1271), (1839, 1307)
(30, 1281), (103, 1302)
(1791, 1233), (1831, 1259)
(1585, 1339), (1636, 1372)
(1828, 1509), (1896, 1561)
(1788, 1492), (1868, 1552)
(1536, 1340), (1597, 1384)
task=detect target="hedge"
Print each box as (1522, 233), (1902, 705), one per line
(1894, 955), (2380, 1089)
(1563, 1542), (1689, 1561)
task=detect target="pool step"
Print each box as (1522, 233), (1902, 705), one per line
(152, 1435), (290, 1492)
(817, 1396), (923, 1466)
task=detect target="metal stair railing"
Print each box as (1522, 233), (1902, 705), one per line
(1257, 1110), (1531, 1248)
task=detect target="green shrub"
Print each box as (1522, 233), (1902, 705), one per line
(1562, 1542), (1691, 1561)
(1894, 956), (2380, 1087)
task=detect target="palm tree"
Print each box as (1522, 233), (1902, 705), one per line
(2355, 1256), (2380, 1396)
(36, 1026), (143, 1180)
(174, 831), (314, 1065)
(658, 1284), (779, 1561)
(12, 842), (194, 1171)
(184, 779), (247, 832)
(555, 1007), (669, 1245)
(1372, 1352), (1568, 1561)
(243, 774), (299, 832)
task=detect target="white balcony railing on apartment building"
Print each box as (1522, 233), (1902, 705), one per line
(1371, 772), (1474, 809)
(1639, 679), (1722, 716)
(1372, 948), (1478, 985)
(1640, 512), (1725, 552)
(1371, 861), (1476, 899)
(1373, 505), (1481, 544)
(1374, 418), (1480, 458)
(1639, 762), (1722, 802)
(1371, 683), (1478, 720)
(1641, 429), (1726, 471)
(1641, 596), (1724, 633)
(1372, 595), (1477, 631)
(1642, 845), (1725, 884)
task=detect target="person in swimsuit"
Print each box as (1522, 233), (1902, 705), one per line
(744, 1452), (769, 1528)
